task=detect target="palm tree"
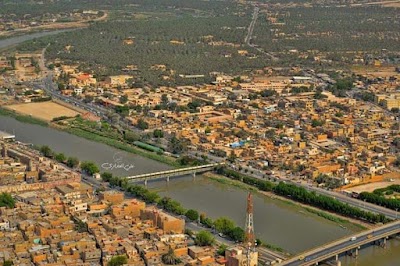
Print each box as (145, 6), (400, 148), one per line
(161, 247), (181, 265)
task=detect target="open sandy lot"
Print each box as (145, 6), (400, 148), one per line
(345, 180), (400, 193)
(7, 101), (79, 121)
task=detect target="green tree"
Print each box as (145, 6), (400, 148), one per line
(3, 260), (13, 266)
(217, 244), (227, 256)
(195, 230), (215, 246)
(229, 227), (245, 242)
(101, 172), (113, 182)
(107, 255), (127, 266)
(55, 153), (66, 163)
(120, 94), (128, 104)
(214, 217), (235, 235)
(66, 157), (79, 168)
(0, 193), (15, 208)
(153, 129), (164, 138)
(136, 118), (149, 130)
(185, 209), (199, 221)
(161, 247), (182, 265)
(124, 131), (140, 143)
(40, 145), (54, 158)
(168, 136), (187, 154)
(80, 161), (99, 175)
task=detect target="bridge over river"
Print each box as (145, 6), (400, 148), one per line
(278, 220), (400, 266)
(125, 163), (224, 185)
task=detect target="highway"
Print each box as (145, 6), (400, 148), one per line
(279, 220), (400, 266)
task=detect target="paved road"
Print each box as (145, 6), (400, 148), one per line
(280, 220), (400, 266)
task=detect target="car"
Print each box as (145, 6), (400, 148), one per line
(298, 256), (304, 261)
(350, 237), (357, 241)
(367, 235), (373, 239)
(305, 257), (310, 262)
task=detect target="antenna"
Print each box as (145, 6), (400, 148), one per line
(245, 192), (255, 266)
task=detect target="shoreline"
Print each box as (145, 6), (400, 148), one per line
(204, 172), (370, 231)
(0, 107), (373, 231)
(0, 106), (180, 168)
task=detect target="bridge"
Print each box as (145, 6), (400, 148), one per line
(126, 163), (224, 185)
(278, 220), (400, 266)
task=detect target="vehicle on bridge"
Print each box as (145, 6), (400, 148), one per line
(350, 236), (357, 241)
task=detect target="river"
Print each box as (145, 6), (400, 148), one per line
(1, 32), (399, 264)
(0, 30), (74, 50)
(1, 116), (399, 265)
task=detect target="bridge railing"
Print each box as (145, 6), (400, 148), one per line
(125, 163), (223, 180)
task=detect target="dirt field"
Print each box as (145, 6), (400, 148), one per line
(351, 66), (400, 78)
(344, 180), (400, 193)
(7, 101), (79, 121)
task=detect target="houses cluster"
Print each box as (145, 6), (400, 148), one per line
(0, 141), (80, 194)
(48, 63), (400, 189)
(0, 180), (238, 265)
(0, 11), (101, 33)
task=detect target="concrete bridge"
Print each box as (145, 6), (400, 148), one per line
(278, 220), (400, 266)
(126, 163), (224, 185)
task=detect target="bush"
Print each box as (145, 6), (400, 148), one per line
(195, 230), (215, 246)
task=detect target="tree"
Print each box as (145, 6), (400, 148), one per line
(120, 94), (128, 104)
(66, 157), (79, 168)
(161, 247), (182, 265)
(0, 193), (15, 208)
(55, 153), (66, 163)
(83, 95), (94, 103)
(153, 129), (164, 138)
(40, 145), (54, 158)
(3, 260), (13, 266)
(214, 217), (235, 235)
(101, 172), (113, 182)
(136, 118), (149, 130)
(168, 136), (187, 154)
(229, 227), (245, 242)
(195, 230), (215, 246)
(80, 161), (99, 175)
(161, 93), (169, 105)
(217, 244), (227, 256)
(124, 131), (140, 143)
(107, 255), (127, 266)
(185, 209), (199, 221)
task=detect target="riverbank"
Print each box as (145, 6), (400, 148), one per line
(0, 106), (181, 168)
(0, 107), (48, 127)
(204, 172), (370, 231)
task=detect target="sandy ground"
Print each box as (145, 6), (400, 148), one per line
(7, 101), (79, 121)
(345, 179), (400, 193)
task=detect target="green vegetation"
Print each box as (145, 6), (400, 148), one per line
(107, 255), (128, 266)
(65, 127), (179, 167)
(3, 260), (13, 266)
(253, 5), (400, 66)
(55, 153), (66, 163)
(66, 156), (79, 168)
(185, 209), (199, 222)
(195, 230), (215, 246)
(217, 244), (228, 256)
(215, 166), (388, 224)
(0, 107), (48, 127)
(80, 161), (100, 175)
(162, 247), (182, 265)
(40, 145), (54, 158)
(0, 193), (15, 208)
(359, 185), (400, 211)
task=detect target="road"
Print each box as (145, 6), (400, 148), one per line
(280, 220), (400, 266)
(244, 6), (259, 45)
(244, 6), (279, 61)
